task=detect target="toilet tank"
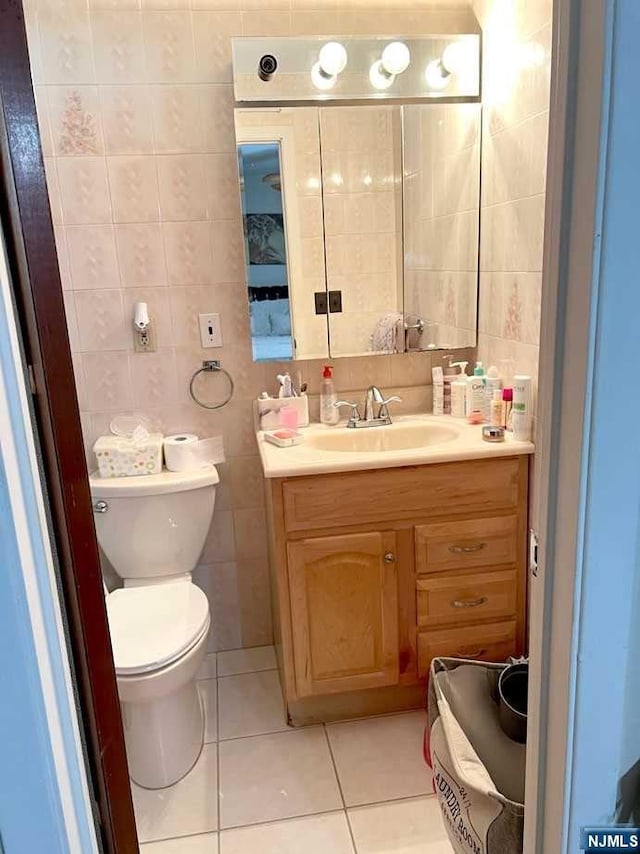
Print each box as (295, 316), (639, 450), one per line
(89, 467), (219, 581)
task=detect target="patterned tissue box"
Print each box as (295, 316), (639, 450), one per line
(93, 433), (164, 478)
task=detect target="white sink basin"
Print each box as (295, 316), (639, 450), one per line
(307, 421), (460, 453)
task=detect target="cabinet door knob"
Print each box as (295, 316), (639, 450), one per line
(384, 552), (396, 564)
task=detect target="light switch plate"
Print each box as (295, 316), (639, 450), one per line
(199, 313), (223, 348)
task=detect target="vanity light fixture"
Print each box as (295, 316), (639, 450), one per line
(369, 41), (411, 90)
(425, 58), (451, 90)
(425, 39), (476, 91)
(311, 41), (347, 90)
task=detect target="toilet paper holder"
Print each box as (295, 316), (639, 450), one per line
(189, 360), (235, 410)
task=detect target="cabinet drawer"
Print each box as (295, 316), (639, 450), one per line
(417, 620), (517, 678)
(282, 458), (522, 533)
(417, 570), (516, 628)
(415, 515), (518, 575)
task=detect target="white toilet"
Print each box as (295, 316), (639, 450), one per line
(89, 466), (219, 790)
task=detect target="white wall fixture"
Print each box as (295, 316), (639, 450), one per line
(312, 41), (348, 90)
(369, 41), (411, 90)
(233, 36), (481, 102)
(132, 301), (156, 353)
(425, 59), (451, 90)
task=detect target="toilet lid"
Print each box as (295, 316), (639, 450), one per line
(106, 582), (210, 675)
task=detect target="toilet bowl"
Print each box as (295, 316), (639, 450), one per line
(90, 467), (219, 789)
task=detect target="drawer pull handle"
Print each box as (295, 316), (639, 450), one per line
(384, 553), (396, 564)
(449, 542), (487, 554)
(451, 596), (488, 609)
(458, 647), (487, 658)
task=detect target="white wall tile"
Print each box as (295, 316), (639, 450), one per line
(142, 11), (197, 82)
(99, 85), (155, 154)
(91, 11), (146, 83)
(74, 288), (130, 350)
(107, 155), (161, 222)
(114, 222), (168, 286)
(151, 85), (203, 153)
(38, 5), (95, 84)
(157, 154), (208, 221)
(81, 350), (133, 409)
(57, 156), (112, 223)
(66, 224), (120, 288)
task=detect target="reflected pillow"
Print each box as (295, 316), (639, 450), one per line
(269, 299), (292, 336)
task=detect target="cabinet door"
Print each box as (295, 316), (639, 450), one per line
(288, 531), (399, 697)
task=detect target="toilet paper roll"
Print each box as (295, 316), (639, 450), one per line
(163, 434), (225, 471)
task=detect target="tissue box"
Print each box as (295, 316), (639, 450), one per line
(93, 433), (164, 478)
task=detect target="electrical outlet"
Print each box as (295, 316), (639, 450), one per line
(133, 323), (157, 353)
(199, 313), (223, 348)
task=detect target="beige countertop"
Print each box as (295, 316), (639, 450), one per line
(256, 414), (535, 478)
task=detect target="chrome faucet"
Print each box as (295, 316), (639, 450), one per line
(334, 386), (402, 429)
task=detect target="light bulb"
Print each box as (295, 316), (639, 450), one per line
(381, 41), (410, 75)
(425, 59), (450, 90)
(318, 41), (347, 76)
(369, 59), (395, 90)
(311, 61), (337, 90)
(441, 40), (474, 75)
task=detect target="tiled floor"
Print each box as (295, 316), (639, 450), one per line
(135, 646), (452, 853)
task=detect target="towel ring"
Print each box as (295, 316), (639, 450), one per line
(189, 360), (234, 410)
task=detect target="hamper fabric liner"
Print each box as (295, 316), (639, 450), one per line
(425, 657), (525, 854)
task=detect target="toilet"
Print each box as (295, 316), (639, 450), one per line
(89, 466), (219, 790)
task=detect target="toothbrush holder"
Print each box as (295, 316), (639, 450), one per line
(255, 396), (309, 431)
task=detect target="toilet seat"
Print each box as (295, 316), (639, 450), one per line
(106, 582), (210, 676)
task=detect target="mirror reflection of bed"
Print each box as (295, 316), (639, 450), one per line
(249, 286), (293, 362)
(237, 142), (294, 361)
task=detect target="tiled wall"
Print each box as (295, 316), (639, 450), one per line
(472, 0), (552, 392)
(403, 102), (481, 349)
(25, 0), (477, 651)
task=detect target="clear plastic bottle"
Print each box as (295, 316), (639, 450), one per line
(320, 365), (339, 425)
(490, 388), (503, 427)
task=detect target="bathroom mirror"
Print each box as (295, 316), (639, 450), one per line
(232, 39), (481, 362)
(235, 108), (329, 362)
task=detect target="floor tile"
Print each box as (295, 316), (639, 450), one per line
(327, 712), (431, 807)
(218, 670), (287, 740)
(198, 652), (218, 680)
(220, 812), (355, 854)
(348, 796), (453, 853)
(133, 744), (218, 843)
(218, 728), (342, 829)
(198, 678), (217, 743)
(141, 832), (218, 853)
(217, 645), (277, 677)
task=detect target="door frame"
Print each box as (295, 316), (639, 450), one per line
(525, 0), (621, 850)
(0, 1), (137, 850)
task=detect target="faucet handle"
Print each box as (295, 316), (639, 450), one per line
(377, 395), (402, 419)
(333, 400), (361, 424)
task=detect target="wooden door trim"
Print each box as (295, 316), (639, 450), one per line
(0, 2), (137, 850)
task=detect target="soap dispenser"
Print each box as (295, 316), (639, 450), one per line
(450, 361), (468, 418)
(320, 365), (339, 425)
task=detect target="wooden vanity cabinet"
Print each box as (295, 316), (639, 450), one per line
(265, 455), (529, 723)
